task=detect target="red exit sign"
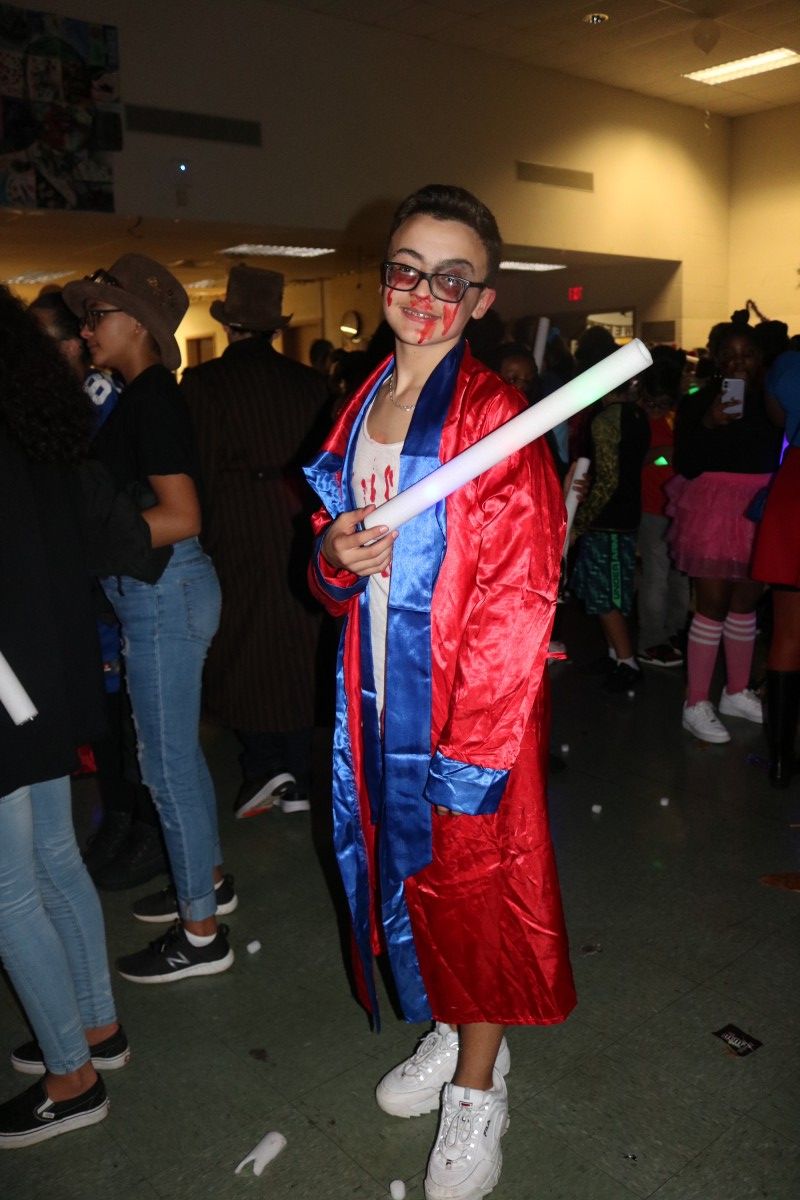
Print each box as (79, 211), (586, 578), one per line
(568, 286), (584, 302)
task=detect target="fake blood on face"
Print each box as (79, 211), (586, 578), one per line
(440, 298), (462, 338)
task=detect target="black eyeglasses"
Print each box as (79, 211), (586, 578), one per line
(85, 269), (121, 287)
(381, 261), (487, 304)
(82, 307), (124, 331)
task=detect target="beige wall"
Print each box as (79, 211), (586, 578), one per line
(19, 0), (800, 348)
(729, 103), (800, 336)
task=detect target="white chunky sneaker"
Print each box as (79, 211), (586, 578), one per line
(376, 1024), (510, 1119)
(682, 700), (731, 744)
(719, 687), (764, 725)
(424, 1069), (509, 1200)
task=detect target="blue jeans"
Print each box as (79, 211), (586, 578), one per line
(0, 777), (116, 1074)
(103, 538), (222, 922)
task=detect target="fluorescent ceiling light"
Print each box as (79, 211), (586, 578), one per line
(217, 244), (335, 257)
(500, 261), (567, 272)
(683, 47), (800, 85)
(4, 269), (73, 285)
(186, 278), (223, 289)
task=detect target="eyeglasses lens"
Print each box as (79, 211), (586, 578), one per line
(383, 263), (468, 303)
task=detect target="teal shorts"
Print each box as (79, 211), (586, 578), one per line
(570, 530), (637, 616)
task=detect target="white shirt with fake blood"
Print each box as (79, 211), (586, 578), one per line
(352, 404), (402, 718)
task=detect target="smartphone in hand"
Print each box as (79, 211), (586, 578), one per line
(721, 377), (745, 418)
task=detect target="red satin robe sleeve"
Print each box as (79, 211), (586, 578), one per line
(426, 388), (565, 808)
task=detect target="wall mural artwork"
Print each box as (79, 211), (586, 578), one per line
(0, 2), (121, 210)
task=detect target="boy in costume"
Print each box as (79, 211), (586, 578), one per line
(305, 185), (575, 1200)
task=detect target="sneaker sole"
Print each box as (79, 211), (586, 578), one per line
(681, 717), (731, 744)
(133, 893), (238, 924)
(0, 1097), (109, 1148)
(376, 1042), (511, 1118)
(235, 772), (295, 819)
(11, 1048), (130, 1077)
(117, 949), (234, 984)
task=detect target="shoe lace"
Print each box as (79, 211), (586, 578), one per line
(152, 921), (183, 953)
(404, 1028), (452, 1077)
(439, 1096), (486, 1160)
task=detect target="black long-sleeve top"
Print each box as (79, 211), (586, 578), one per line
(674, 383), (782, 480)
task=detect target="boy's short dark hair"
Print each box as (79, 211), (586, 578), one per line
(388, 184), (503, 282)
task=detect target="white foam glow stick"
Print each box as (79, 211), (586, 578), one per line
(363, 339), (651, 534)
(533, 316), (550, 371)
(563, 456), (591, 557)
(0, 650), (38, 725)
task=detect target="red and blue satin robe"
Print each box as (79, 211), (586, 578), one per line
(304, 340), (576, 1026)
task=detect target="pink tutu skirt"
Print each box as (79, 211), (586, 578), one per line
(665, 471), (771, 580)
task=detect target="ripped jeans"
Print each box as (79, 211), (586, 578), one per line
(103, 538), (222, 922)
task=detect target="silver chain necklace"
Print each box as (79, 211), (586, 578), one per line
(388, 372), (416, 411)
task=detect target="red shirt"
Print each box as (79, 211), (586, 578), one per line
(641, 412), (675, 515)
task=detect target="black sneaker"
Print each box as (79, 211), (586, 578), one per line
(603, 661), (644, 693)
(11, 1027), (130, 1077)
(639, 643), (684, 668)
(93, 822), (168, 892)
(132, 874), (238, 923)
(116, 923), (233, 983)
(0, 1077), (108, 1149)
(82, 812), (132, 879)
(234, 771), (299, 819)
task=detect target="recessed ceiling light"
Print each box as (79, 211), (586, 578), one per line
(4, 269), (73, 285)
(217, 244), (335, 258)
(500, 261), (567, 272)
(583, 12), (609, 25)
(683, 47), (800, 85)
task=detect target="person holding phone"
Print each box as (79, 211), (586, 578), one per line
(667, 323), (782, 743)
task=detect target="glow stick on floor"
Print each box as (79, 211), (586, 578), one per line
(563, 456), (591, 558)
(0, 650), (38, 725)
(533, 316), (550, 371)
(363, 339), (652, 534)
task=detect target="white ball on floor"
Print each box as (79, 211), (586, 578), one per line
(659, 797), (670, 807)
(560, 742), (570, 754)
(247, 940), (261, 954)
(390, 1181), (406, 1200)
(627, 690), (635, 698)
(591, 804), (602, 814)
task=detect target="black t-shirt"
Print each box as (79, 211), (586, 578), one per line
(92, 364), (201, 494)
(674, 382), (782, 479)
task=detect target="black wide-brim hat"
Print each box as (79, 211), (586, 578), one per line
(63, 253), (189, 372)
(210, 264), (291, 332)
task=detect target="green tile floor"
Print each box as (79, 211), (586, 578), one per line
(1, 607), (799, 1199)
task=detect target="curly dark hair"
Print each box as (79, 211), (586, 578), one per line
(0, 285), (92, 463)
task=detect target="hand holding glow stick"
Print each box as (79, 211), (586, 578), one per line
(0, 649), (38, 725)
(533, 317), (550, 371)
(563, 456), (591, 557)
(363, 339), (652, 534)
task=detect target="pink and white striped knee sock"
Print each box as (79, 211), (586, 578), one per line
(686, 614), (724, 707)
(722, 611), (757, 695)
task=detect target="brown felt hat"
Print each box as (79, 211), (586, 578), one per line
(210, 264), (291, 332)
(63, 254), (188, 371)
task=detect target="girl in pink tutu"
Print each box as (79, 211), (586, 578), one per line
(669, 323), (782, 743)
